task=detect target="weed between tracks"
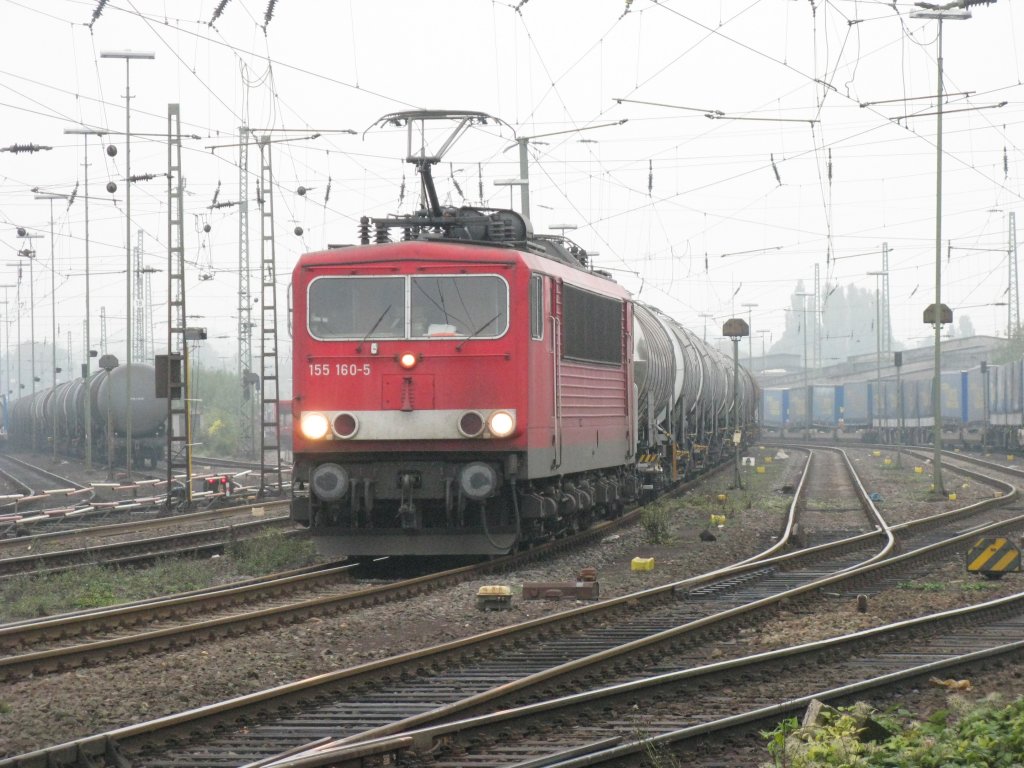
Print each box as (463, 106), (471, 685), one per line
(639, 448), (793, 547)
(0, 533), (320, 622)
(761, 696), (1024, 767)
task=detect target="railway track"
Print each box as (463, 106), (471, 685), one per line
(263, 588), (1024, 768)
(0, 449), (292, 542)
(0, 501), (295, 579)
(9, 445), (1017, 767)
(5, 445), (1018, 767)
(0, 455), (754, 684)
(0, 454), (95, 533)
(0, 484), (691, 680)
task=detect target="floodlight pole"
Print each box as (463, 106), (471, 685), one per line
(910, 2), (988, 495)
(102, 49), (155, 479)
(932, 14), (949, 496)
(34, 194), (65, 459)
(65, 127), (106, 471)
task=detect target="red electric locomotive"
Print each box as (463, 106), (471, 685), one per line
(291, 221), (639, 557)
(290, 110), (754, 558)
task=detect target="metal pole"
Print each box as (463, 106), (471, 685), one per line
(741, 302), (758, 371)
(82, 134), (94, 471)
(895, 351), (904, 468)
(982, 362), (989, 450)
(732, 336), (741, 489)
(867, 271), (887, 435)
(932, 20), (945, 496)
(78, 133), (95, 470)
(63, 127), (104, 470)
(102, 50), (154, 479)
(911, 0), (991, 493)
(517, 137), (531, 221)
(28, 254), (35, 451)
(49, 199), (56, 459)
(0, 285), (13, 399)
(124, 58), (133, 479)
(106, 374), (114, 480)
(797, 295), (810, 440)
(790, 296), (813, 436)
(876, 283), (881, 430)
(15, 278), (20, 399)
(1, 295), (7, 399)
(3, 302), (7, 400)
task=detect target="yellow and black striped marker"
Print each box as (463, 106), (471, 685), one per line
(966, 537), (1021, 579)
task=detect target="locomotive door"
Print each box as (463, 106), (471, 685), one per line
(526, 273), (558, 475)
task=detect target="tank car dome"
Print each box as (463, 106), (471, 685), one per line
(95, 363), (167, 436)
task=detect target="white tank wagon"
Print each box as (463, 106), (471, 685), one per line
(8, 363), (167, 468)
(633, 302), (758, 479)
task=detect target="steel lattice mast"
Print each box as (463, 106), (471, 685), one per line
(237, 125), (256, 458)
(165, 103), (193, 506)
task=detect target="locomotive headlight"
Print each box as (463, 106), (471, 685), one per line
(311, 463), (349, 502)
(459, 462), (498, 500)
(398, 352), (418, 369)
(333, 412), (359, 439)
(487, 410), (515, 438)
(458, 411), (485, 438)
(300, 411), (330, 440)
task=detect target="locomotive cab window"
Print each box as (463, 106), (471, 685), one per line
(562, 284), (622, 365)
(410, 275), (508, 339)
(529, 274), (544, 340)
(308, 276), (406, 340)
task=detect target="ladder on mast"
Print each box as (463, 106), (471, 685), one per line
(164, 103), (193, 507)
(258, 135), (283, 494)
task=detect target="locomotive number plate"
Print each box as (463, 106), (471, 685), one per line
(308, 363), (372, 376)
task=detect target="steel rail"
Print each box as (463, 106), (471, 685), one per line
(262, 589), (1024, 767)
(0, 451), (846, 766)
(0, 499), (290, 553)
(11, 447), (1014, 768)
(0, 454), (752, 675)
(318, 448), (1015, 749)
(0, 515), (297, 580)
(0, 454), (93, 528)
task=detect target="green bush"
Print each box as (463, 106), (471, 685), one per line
(640, 504), (672, 544)
(761, 696), (1024, 767)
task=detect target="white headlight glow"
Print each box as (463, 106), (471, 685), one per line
(300, 411), (330, 440)
(487, 410), (515, 438)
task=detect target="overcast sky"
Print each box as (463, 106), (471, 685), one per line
(0, 0), (1022, 384)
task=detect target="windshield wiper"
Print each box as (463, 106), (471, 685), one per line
(455, 312), (502, 351)
(356, 304), (392, 352)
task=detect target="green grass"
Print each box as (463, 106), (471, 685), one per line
(0, 533), (320, 622)
(897, 581), (946, 592)
(960, 579), (1002, 592)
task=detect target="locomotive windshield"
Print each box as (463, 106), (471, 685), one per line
(307, 274), (508, 340)
(410, 275), (507, 338)
(308, 276), (406, 339)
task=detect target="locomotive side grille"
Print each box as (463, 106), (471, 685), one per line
(558, 362), (627, 418)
